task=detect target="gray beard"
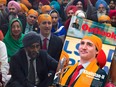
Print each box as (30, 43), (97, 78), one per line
(97, 10), (106, 18)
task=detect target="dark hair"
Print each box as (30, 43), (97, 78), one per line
(49, 9), (59, 16)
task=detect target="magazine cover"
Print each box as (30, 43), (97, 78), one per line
(53, 16), (116, 87)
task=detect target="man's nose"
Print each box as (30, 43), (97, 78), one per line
(33, 47), (39, 52)
(82, 44), (87, 49)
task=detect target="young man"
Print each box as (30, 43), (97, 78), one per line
(60, 34), (107, 87)
(38, 14), (63, 86)
(38, 14), (63, 61)
(6, 31), (58, 87)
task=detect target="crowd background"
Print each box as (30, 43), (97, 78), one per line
(0, 0), (116, 86)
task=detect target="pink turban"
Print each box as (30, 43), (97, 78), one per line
(8, 1), (21, 12)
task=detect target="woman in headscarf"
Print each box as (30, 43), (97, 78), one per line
(49, 9), (67, 42)
(3, 18), (24, 62)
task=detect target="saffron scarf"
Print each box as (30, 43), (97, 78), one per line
(60, 58), (99, 87)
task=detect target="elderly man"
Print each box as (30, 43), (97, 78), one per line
(88, 0), (109, 22)
(7, 1), (21, 21)
(59, 34), (107, 87)
(5, 31), (58, 87)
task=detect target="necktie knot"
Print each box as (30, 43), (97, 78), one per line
(76, 65), (83, 71)
(43, 38), (48, 41)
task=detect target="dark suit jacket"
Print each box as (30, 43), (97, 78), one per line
(6, 48), (58, 87)
(42, 34), (63, 62)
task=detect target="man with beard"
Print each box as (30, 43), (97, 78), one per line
(109, 0), (116, 10)
(6, 31), (58, 87)
(88, 0), (109, 22)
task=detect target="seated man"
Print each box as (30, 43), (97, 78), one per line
(6, 31), (58, 87)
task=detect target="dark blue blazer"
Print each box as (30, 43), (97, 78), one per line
(6, 48), (58, 87)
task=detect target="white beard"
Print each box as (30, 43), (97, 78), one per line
(97, 10), (106, 18)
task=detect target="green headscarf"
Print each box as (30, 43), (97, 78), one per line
(3, 18), (25, 62)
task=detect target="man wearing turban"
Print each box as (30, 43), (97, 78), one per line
(109, 10), (116, 27)
(5, 31), (58, 87)
(38, 14), (63, 86)
(89, 0), (109, 22)
(98, 14), (111, 26)
(59, 34), (107, 87)
(23, 9), (39, 34)
(8, 1), (21, 20)
(2, 1), (27, 36)
(41, 5), (52, 14)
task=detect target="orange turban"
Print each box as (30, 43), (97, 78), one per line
(27, 9), (38, 17)
(38, 14), (52, 24)
(20, 3), (29, 13)
(20, 0), (32, 9)
(0, 0), (7, 5)
(41, 5), (52, 13)
(82, 34), (102, 52)
(98, 15), (111, 22)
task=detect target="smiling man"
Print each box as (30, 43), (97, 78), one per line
(38, 14), (63, 86)
(60, 34), (107, 87)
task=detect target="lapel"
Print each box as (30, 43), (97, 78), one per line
(48, 34), (53, 52)
(21, 49), (28, 76)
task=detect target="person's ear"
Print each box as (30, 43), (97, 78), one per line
(96, 51), (99, 55)
(96, 48), (99, 55)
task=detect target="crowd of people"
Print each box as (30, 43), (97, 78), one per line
(0, 0), (116, 87)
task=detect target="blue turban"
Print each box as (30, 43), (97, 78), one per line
(50, 1), (60, 12)
(95, 0), (108, 10)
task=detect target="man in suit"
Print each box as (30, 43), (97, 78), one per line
(23, 9), (39, 34)
(38, 14), (63, 86)
(60, 34), (107, 87)
(6, 31), (58, 87)
(38, 13), (63, 62)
